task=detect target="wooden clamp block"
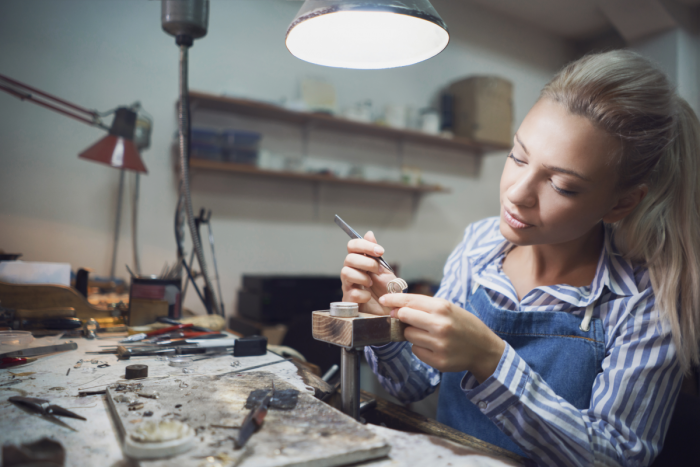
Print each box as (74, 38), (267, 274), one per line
(312, 310), (407, 348)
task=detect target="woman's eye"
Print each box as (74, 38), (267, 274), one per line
(551, 182), (577, 196)
(508, 153), (525, 165)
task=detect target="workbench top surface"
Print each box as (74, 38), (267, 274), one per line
(0, 336), (517, 467)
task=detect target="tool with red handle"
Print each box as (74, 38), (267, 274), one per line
(119, 323), (193, 343)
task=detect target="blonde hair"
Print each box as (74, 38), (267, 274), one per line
(542, 50), (700, 373)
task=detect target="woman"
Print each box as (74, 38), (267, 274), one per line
(340, 50), (700, 466)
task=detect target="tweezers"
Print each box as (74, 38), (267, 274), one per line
(334, 215), (394, 273)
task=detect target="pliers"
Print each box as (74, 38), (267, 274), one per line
(9, 396), (87, 421)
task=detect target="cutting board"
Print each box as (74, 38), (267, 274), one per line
(106, 371), (390, 467)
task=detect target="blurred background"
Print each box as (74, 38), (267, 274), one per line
(1, 0), (699, 415)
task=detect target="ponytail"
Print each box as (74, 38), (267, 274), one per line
(543, 51), (700, 373)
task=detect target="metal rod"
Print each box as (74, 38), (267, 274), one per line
(132, 173), (142, 276)
(110, 169), (126, 279)
(177, 43), (220, 316)
(0, 73), (99, 116)
(341, 347), (360, 420)
(207, 222), (225, 315)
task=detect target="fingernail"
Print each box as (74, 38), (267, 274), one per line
(390, 308), (398, 318)
(368, 279), (373, 287)
(374, 246), (384, 256)
(379, 296), (386, 305)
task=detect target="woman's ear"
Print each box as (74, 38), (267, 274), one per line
(602, 185), (648, 223)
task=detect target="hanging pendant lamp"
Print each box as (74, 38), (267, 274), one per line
(286, 0), (449, 69)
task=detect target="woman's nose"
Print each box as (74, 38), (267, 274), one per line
(507, 171), (537, 208)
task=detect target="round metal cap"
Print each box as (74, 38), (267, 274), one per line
(330, 302), (359, 317)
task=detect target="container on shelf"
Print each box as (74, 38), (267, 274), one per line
(190, 127), (224, 161)
(191, 128), (221, 146)
(222, 129), (261, 165)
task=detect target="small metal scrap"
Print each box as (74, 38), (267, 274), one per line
(128, 401), (144, 411)
(168, 356), (193, 367)
(175, 404), (182, 409)
(97, 363), (110, 368)
(66, 368), (70, 376)
(179, 381), (189, 389)
(143, 411), (153, 417)
(231, 360), (241, 368)
(114, 394), (136, 404)
(90, 359), (99, 364)
(73, 359), (83, 369)
(49, 387), (65, 391)
(138, 390), (159, 399)
(79, 390), (106, 397)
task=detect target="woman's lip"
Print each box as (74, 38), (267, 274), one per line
(504, 209), (533, 229)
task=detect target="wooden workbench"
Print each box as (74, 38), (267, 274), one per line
(0, 336), (522, 466)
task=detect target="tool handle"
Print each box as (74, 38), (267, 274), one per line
(0, 357), (37, 368)
(145, 323), (193, 337)
(184, 337), (235, 348)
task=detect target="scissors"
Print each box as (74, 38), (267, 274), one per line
(334, 215), (394, 274)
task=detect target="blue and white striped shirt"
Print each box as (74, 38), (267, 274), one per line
(365, 217), (682, 466)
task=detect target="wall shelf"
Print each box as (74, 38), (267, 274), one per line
(189, 159), (450, 194)
(188, 91), (511, 155)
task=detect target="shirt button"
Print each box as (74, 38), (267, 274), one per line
(477, 401), (488, 410)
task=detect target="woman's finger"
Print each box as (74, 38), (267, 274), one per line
(347, 237), (385, 258)
(340, 266), (373, 288)
(344, 253), (382, 275)
(403, 325), (438, 351)
(343, 284), (372, 304)
(380, 293), (448, 314)
(393, 306), (438, 331)
(411, 344), (437, 368)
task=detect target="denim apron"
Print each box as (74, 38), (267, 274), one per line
(436, 285), (605, 457)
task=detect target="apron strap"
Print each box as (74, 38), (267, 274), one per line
(580, 302), (595, 332)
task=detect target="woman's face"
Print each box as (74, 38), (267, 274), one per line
(499, 98), (622, 246)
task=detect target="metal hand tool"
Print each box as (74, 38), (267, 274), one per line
(9, 396), (87, 421)
(0, 342), (78, 359)
(92, 343), (234, 360)
(334, 214), (394, 273)
(157, 316), (211, 332)
(119, 323), (194, 343)
(236, 382), (274, 449)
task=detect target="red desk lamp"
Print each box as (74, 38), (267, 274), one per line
(0, 73), (148, 173)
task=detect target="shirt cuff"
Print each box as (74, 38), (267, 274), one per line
(461, 342), (530, 418)
(367, 341), (409, 360)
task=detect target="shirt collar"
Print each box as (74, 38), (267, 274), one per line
(467, 223), (638, 307)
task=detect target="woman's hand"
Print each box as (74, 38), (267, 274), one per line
(379, 293), (506, 383)
(340, 231), (397, 316)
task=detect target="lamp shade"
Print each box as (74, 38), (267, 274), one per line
(286, 0), (449, 69)
(78, 107), (148, 173)
(79, 135), (148, 173)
